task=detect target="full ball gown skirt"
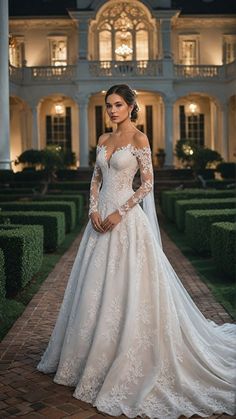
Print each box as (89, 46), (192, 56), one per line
(37, 144), (236, 419)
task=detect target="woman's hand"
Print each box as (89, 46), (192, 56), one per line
(90, 212), (105, 233)
(101, 210), (122, 232)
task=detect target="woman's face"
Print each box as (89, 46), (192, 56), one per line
(105, 93), (132, 124)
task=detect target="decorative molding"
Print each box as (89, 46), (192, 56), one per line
(175, 17), (236, 30)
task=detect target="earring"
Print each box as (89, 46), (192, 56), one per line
(129, 111), (132, 118)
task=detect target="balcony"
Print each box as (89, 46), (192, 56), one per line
(9, 60), (236, 85)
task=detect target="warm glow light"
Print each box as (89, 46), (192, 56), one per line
(115, 44), (133, 58)
(55, 103), (64, 115)
(188, 102), (198, 114)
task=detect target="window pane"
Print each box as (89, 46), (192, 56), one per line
(99, 31), (112, 61)
(136, 30), (148, 61)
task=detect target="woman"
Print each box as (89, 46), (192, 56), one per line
(38, 84), (236, 419)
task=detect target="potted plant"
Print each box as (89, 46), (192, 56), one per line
(156, 148), (166, 168)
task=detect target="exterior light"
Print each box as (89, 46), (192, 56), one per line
(55, 103), (64, 115)
(188, 102), (199, 114)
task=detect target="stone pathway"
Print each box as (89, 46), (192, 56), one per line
(0, 221), (235, 418)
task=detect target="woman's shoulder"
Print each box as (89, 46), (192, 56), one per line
(133, 131), (150, 149)
(97, 133), (111, 146)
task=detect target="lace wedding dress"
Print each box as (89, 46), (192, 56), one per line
(37, 144), (236, 419)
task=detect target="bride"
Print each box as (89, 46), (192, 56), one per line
(37, 84), (236, 419)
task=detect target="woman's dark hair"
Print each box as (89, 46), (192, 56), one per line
(105, 84), (139, 121)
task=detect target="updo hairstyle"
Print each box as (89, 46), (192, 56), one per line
(105, 84), (139, 122)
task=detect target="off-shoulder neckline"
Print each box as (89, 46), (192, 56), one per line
(97, 143), (150, 164)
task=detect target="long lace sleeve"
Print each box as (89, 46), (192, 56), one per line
(118, 146), (153, 216)
(89, 160), (102, 216)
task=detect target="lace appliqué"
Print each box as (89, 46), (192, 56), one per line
(89, 147), (102, 215)
(117, 146), (153, 216)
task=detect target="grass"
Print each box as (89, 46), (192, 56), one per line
(161, 214), (236, 320)
(0, 218), (85, 341)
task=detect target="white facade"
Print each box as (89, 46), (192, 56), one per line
(2, 0), (236, 167)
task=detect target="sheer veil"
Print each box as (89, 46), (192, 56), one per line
(143, 189), (163, 249)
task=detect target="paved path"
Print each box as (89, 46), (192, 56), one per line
(0, 221), (235, 419)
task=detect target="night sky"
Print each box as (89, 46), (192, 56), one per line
(9, 0), (236, 16)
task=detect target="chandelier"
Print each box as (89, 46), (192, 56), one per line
(115, 44), (133, 59)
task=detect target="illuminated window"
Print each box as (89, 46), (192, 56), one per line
(179, 105), (204, 147)
(46, 107), (71, 150)
(9, 35), (24, 67)
(179, 36), (199, 65)
(223, 35), (236, 64)
(49, 37), (67, 66)
(96, 3), (151, 61)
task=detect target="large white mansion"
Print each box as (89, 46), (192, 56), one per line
(1, 0), (236, 168)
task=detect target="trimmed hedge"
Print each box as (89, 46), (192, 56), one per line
(0, 211), (65, 251)
(0, 201), (76, 233)
(48, 181), (90, 191)
(32, 195), (84, 221)
(211, 222), (236, 279)
(0, 248), (6, 300)
(0, 188), (35, 195)
(216, 162), (236, 179)
(186, 208), (236, 254)
(175, 198), (236, 231)
(0, 225), (43, 296)
(161, 189), (236, 221)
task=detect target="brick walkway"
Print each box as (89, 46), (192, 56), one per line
(0, 221), (235, 419)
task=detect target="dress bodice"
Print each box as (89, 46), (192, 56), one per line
(89, 144), (153, 216)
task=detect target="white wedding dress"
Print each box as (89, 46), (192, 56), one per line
(37, 144), (236, 419)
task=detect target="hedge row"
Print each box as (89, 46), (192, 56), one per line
(0, 201), (76, 233)
(0, 194), (84, 220)
(161, 189), (236, 221)
(211, 222), (236, 279)
(0, 225), (43, 296)
(0, 249), (6, 300)
(175, 198), (236, 231)
(48, 181), (91, 191)
(185, 209), (236, 254)
(0, 211), (65, 251)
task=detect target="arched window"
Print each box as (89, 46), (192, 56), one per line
(94, 2), (154, 62)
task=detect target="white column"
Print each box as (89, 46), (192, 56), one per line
(164, 99), (174, 167)
(78, 95), (89, 166)
(31, 105), (40, 149)
(161, 18), (172, 59)
(220, 102), (229, 160)
(0, 0), (11, 169)
(78, 16), (90, 60)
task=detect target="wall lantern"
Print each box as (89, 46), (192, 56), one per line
(188, 102), (199, 115)
(55, 103), (65, 115)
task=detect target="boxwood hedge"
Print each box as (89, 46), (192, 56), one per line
(32, 195), (84, 221)
(0, 211), (65, 251)
(211, 222), (236, 279)
(48, 181), (90, 191)
(185, 208), (236, 254)
(0, 224), (43, 296)
(175, 198), (236, 231)
(0, 248), (6, 300)
(161, 189), (236, 221)
(0, 201), (76, 233)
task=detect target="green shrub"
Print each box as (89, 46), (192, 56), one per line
(175, 198), (236, 231)
(0, 211), (65, 251)
(0, 188), (35, 195)
(32, 194), (84, 221)
(161, 189), (236, 221)
(216, 162), (236, 179)
(48, 181), (90, 191)
(211, 222), (236, 279)
(0, 201), (76, 233)
(205, 179), (236, 189)
(0, 248), (6, 300)
(185, 208), (236, 254)
(0, 225), (43, 296)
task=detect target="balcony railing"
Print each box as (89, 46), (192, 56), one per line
(31, 65), (76, 80)
(9, 61), (236, 85)
(89, 60), (163, 77)
(174, 64), (223, 79)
